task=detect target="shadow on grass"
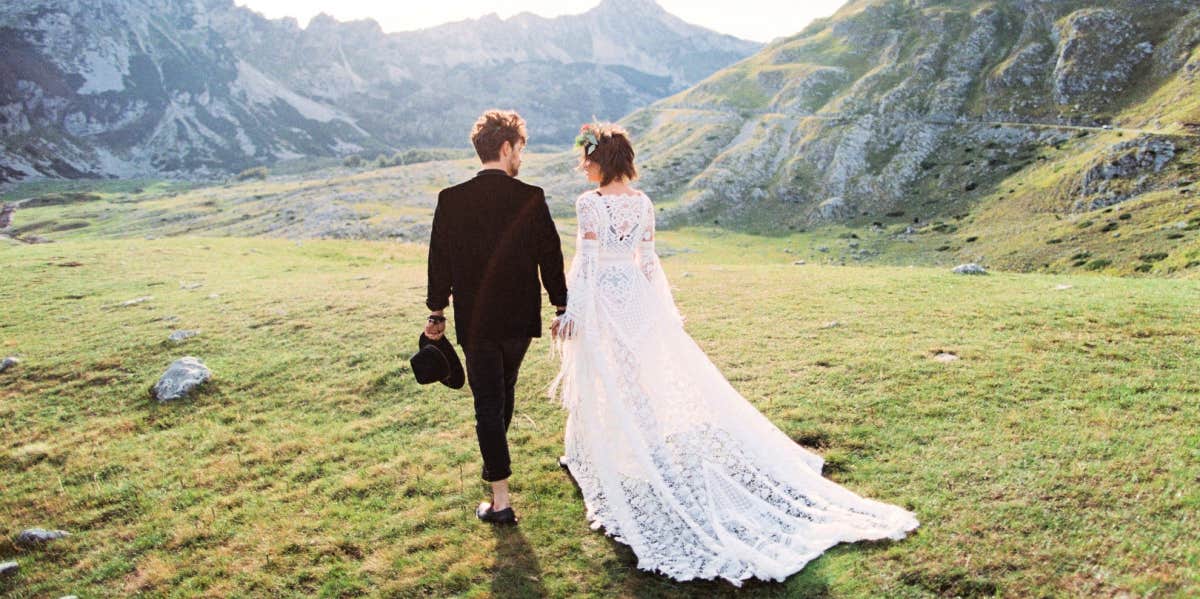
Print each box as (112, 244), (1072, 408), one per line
(491, 525), (546, 599)
(364, 366), (411, 397)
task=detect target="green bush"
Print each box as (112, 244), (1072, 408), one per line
(235, 167), (268, 181)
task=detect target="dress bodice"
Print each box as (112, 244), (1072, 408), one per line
(576, 190), (654, 259)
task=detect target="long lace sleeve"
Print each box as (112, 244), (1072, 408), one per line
(635, 195), (684, 327)
(559, 195), (599, 331)
(550, 193), (601, 408)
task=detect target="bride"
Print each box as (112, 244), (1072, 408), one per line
(550, 123), (918, 586)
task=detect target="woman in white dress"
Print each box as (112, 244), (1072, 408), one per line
(551, 123), (918, 586)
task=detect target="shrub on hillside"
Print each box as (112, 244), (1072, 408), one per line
(235, 167), (268, 181)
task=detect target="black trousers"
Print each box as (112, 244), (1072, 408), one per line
(463, 337), (532, 482)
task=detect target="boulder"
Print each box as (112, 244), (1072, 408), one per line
(814, 197), (854, 221)
(15, 528), (70, 547)
(151, 357), (212, 402)
(0, 356), (19, 373)
(0, 561), (17, 577)
(168, 330), (198, 344)
(953, 263), (988, 275)
(1075, 137), (1177, 210)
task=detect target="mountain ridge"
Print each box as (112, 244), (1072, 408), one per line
(0, 0), (759, 182)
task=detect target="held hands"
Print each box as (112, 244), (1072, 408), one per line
(424, 313), (447, 340)
(551, 306), (575, 340)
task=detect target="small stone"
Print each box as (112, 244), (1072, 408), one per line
(179, 281), (203, 290)
(1055, 284), (1074, 291)
(207, 293), (220, 299)
(0, 356), (19, 373)
(111, 296), (152, 308)
(16, 528), (70, 547)
(933, 352), (960, 363)
(0, 561), (17, 577)
(817, 246), (830, 253)
(168, 330), (198, 343)
(953, 263), (988, 275)
(152, 357), (212, 402)
(793, 260), (806, 265)
(820, 321), (842, 329)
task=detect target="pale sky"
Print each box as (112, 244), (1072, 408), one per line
(233, 1), (845, 43)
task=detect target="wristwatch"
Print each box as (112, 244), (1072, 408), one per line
(427, 314), (447, 324)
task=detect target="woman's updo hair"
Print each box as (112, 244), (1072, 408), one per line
(576, 123), (637, 186)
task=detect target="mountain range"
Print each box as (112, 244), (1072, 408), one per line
(0, 0), (759, 181)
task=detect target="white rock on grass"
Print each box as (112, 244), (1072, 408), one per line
(16, 528), (70, 547)
(953, 263), (988, 275)
(152, 357), (212, 402)
(108, 296), (152, 309)
(168, 330), (198, 343)
(0, 561), (17, 576)
(0, 356), (19, 373)
(1055, 284), (1074, 291)
(933, 352), (960, 363)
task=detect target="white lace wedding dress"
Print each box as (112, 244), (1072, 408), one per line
(552, 190), (918, 586)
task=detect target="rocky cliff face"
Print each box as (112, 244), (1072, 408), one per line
(623, 0), (1199, 232)
(0, 0), (759, 182)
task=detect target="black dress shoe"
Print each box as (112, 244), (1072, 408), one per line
(558, 455), (569, 469)
(476, 502), (518, 525)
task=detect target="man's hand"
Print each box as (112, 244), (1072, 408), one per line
(424, 313), (446, 340)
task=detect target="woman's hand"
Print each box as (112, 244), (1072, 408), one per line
(551, 315), (575, 340)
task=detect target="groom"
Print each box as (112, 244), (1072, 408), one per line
(423, 110), (568, 524)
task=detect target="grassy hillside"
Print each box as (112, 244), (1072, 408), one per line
(617, 0), (1200, 276)
(2, 233), (1198, 597)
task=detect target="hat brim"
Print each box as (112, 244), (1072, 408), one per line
(419, 334), (466, 390)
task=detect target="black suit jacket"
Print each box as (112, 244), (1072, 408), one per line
(426, 170), (568, 346)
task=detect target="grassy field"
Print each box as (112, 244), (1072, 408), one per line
(2, 229), (1198, 598)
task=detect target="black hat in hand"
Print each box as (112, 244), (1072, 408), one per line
(410, 333), (466, 389)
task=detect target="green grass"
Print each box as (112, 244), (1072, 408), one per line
(2, 233), (1198, 597)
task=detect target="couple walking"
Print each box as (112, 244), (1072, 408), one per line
(421, 110), (918, 586)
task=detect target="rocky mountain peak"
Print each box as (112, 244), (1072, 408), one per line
(590, 0), (666, 17)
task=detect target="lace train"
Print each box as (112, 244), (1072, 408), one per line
(553, 191), (917, 585)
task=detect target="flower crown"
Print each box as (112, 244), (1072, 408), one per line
(574, 123), (601, 156)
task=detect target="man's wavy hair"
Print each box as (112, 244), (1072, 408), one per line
(470, 110), (527, 163)
(580, 123), (637, 186)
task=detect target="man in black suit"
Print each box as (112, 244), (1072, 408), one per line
(424, 110), (568, 524)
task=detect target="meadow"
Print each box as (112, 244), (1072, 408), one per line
(2, 221), (1198, 597)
